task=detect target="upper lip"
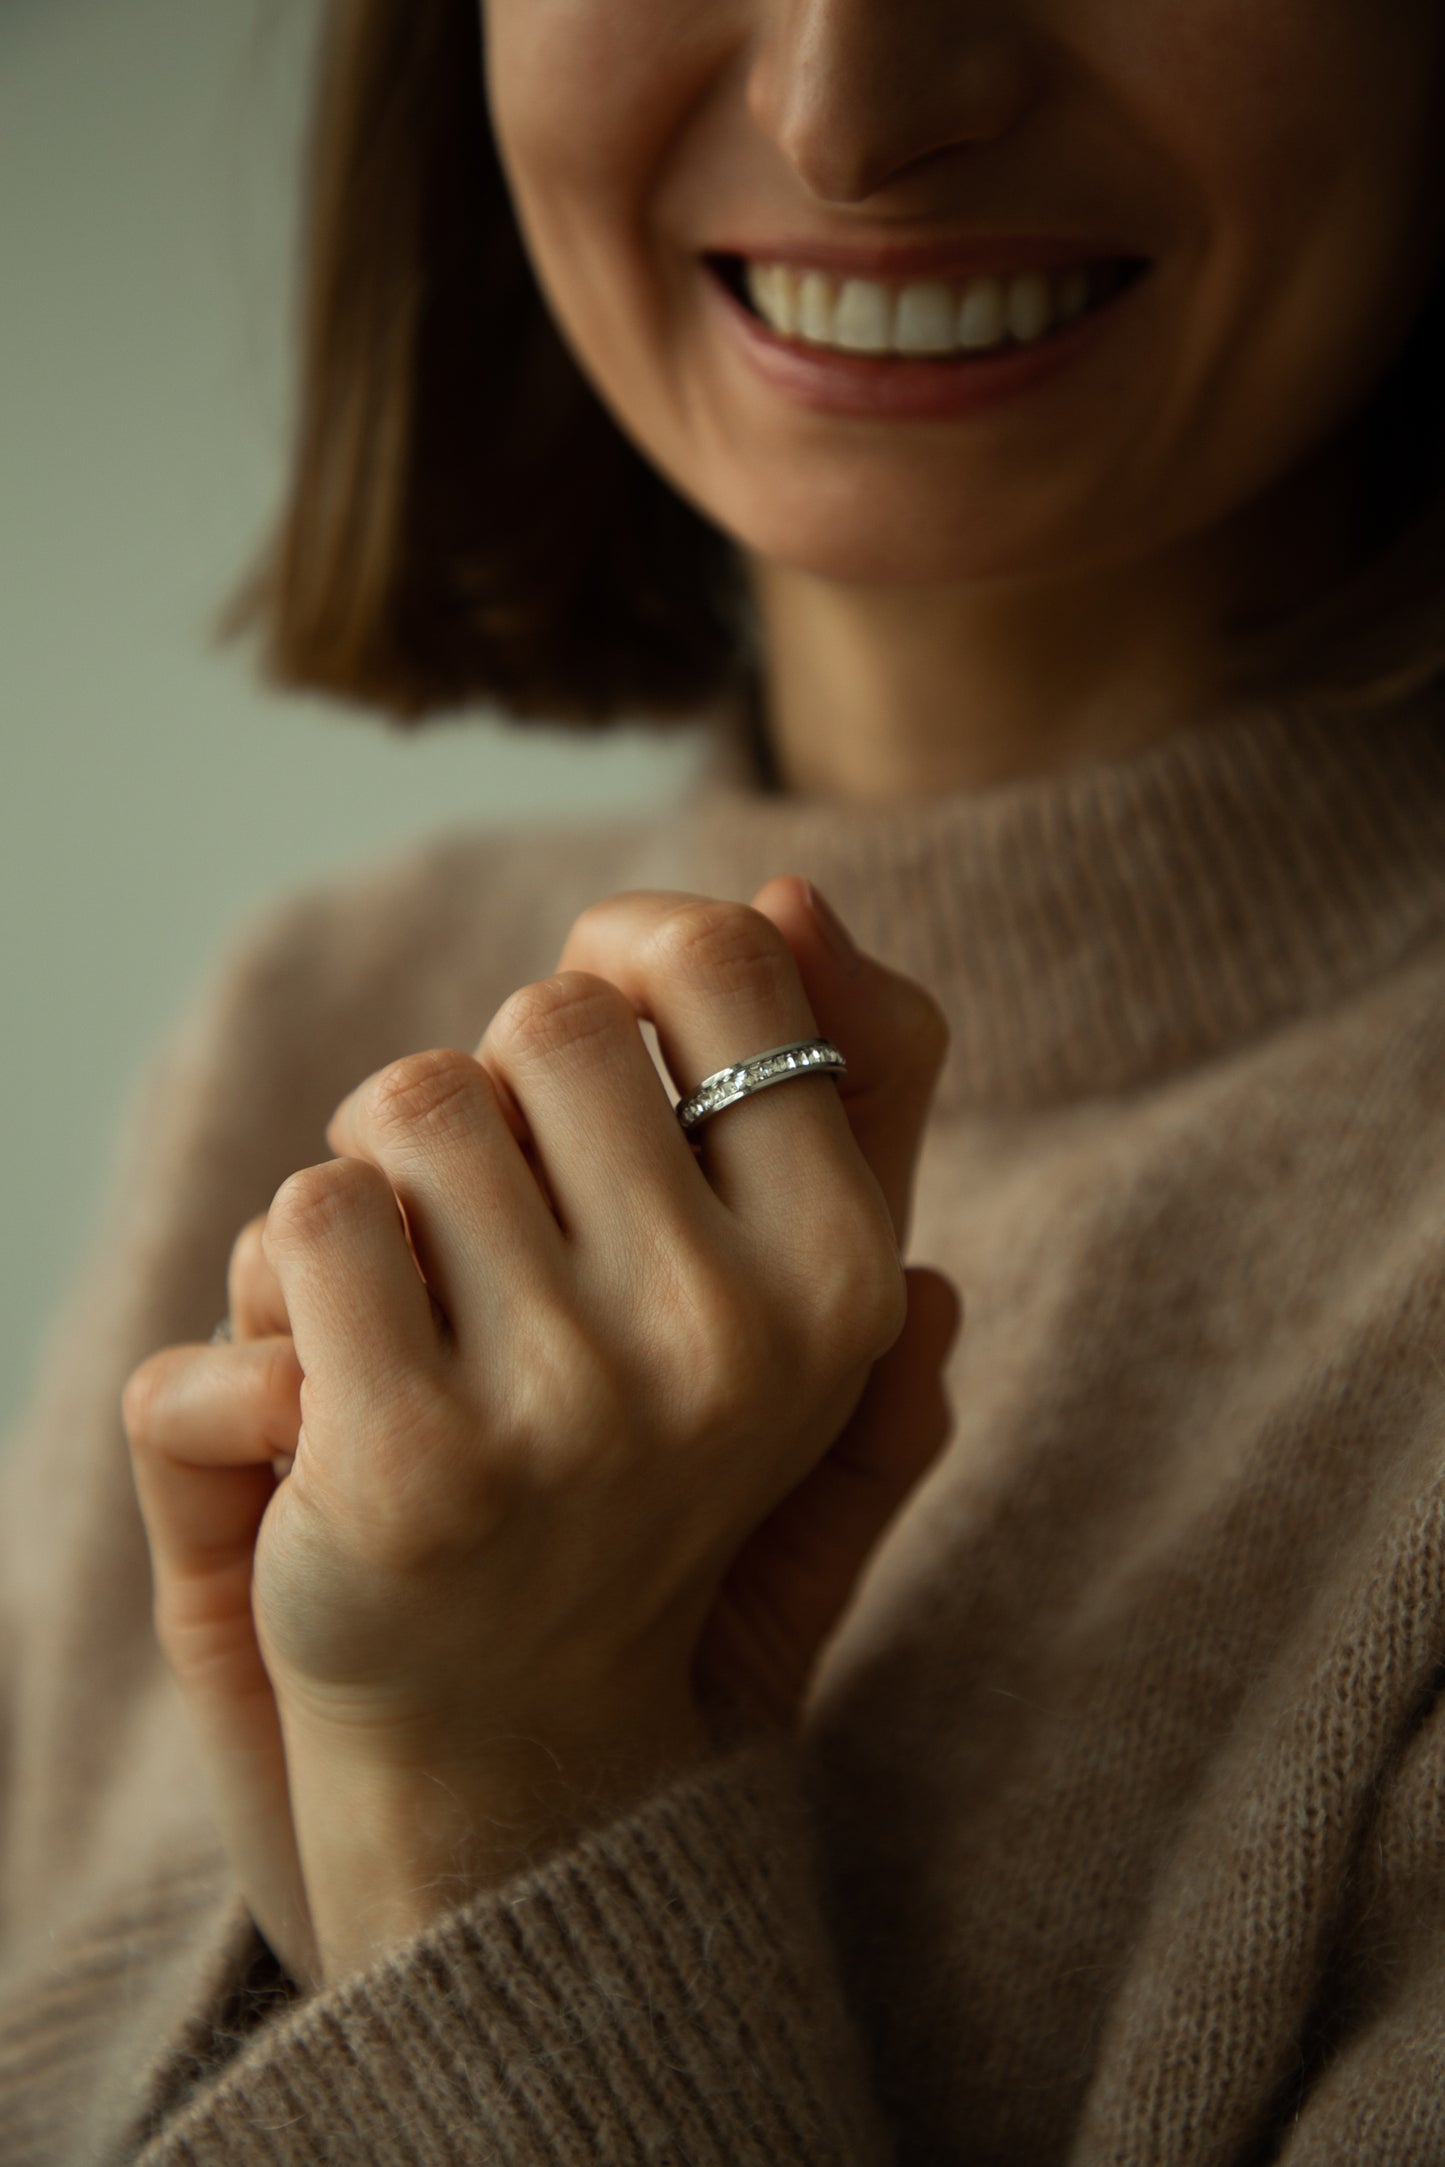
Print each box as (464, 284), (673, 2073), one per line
(704, 236), (1147, 283)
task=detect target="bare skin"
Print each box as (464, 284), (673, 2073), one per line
(483, 0), (1445, 801)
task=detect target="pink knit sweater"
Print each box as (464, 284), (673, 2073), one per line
(6, 688), (1445, 2164)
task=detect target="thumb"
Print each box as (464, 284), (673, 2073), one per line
(699, 1265), (963, 1734)
(749, 874), (951, 1253)
(810, 1263), (963, 1505)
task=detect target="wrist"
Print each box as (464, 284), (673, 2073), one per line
(283, 1707), (715, 1989)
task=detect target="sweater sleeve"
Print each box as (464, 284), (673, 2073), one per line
(0, 870), (898, 2167)
(121, 1737), (897, 2166)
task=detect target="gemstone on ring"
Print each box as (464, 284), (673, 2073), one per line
(675, 1037), (846, 1133)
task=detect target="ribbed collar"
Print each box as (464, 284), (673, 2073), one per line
(630, 687), (1445, 1111)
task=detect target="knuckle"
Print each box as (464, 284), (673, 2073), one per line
(904, 981), (952, 1070)
(812, 1206), (908, 1353)
(797, 1196), (909, 1343)
(266, 1159), (373, 1244)
(564, 897), (614, 949)
(650, 901), (796, 1004)
(561, 891), (649, 953)
(492, 973), (633, 1065)
(365, 1049), (486, 1139)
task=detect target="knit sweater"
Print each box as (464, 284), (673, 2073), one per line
(6, 684), (1445, 2166)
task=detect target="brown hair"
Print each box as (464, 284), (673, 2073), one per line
(214, 0), (1445, 734)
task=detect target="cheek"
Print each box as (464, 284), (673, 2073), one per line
(1135, 2), (1429, 222)
(484, 0), (686, 217)
(487, 8), (609, 233)
(1129, 0), (1445, 264)
(482, 0), (708, 407)
(1124, 1), (1445, 418)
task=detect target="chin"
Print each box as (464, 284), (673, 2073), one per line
(715, 493), (1075, 591)
(641, 426), (1113, 588)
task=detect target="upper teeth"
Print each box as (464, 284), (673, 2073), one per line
(742, 260), (1096, 357)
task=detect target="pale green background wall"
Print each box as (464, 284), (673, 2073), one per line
(0, 0), (712, 1440)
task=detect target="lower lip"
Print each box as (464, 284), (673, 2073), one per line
(702, 260), (1149, 422)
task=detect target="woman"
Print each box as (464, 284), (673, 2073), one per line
(7, 0), (1445, 2158)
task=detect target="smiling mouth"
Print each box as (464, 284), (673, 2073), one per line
(704, 250), (1153, 362)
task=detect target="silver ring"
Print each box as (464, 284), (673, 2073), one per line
(675, 1038), (846, 1135)
(210, 1317), (234, 1345)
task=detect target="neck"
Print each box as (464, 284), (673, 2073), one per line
(741, 417), (1369, 808)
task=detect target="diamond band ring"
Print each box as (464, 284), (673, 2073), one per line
(674, 1038), (846, 1134)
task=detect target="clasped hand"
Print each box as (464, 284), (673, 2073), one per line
(123, 877), (960, 1992)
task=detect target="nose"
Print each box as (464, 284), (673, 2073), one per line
(746, 0), (1035, 205)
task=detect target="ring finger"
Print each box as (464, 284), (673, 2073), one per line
(554, 889), (857, 1232)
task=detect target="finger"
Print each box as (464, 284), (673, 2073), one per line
(321, 1052), (568, 1368)
(470, 971), (718, 1270)
(783, 1267), (960, 1700)
(702, 1267), (961, 1727)
(749, 1266), (960, 1601)
(824, 1266), (963, 1487)
(745, 877), (951, 1255)
(185, 1669), (319, 1994)
(123, 1338), (303, 1575)
(553, 890), (863, 1234)
(261, 1159), (445, 1424)
(226, 1213), (292, 1342)
(120, 1337), (318, 1988)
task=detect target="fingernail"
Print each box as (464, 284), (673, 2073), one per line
(804, 881), (863, 976)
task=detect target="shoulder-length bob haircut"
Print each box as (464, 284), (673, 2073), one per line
(215, 0), (1445, 734)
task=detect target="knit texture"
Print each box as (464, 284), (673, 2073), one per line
(5, 685), (1445, 2162)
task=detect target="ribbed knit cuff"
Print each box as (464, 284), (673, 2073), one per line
(124, 1739), (895, 2167)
